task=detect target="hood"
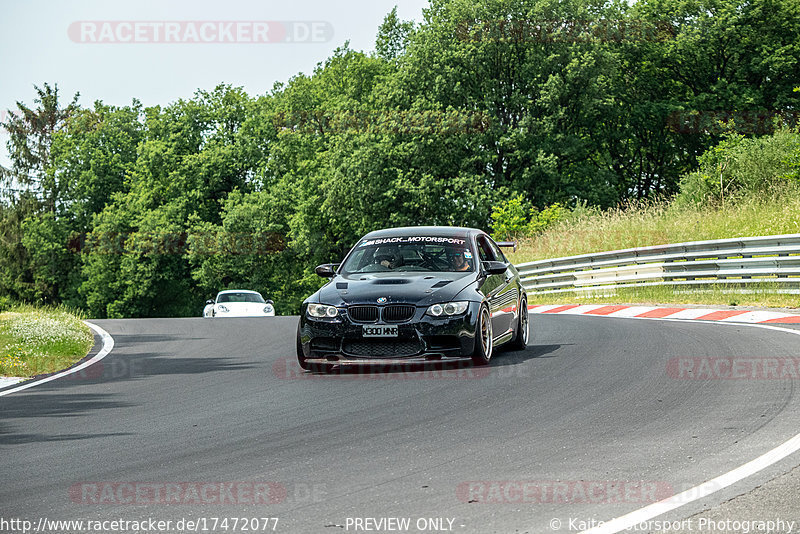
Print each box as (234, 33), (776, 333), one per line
(316, 271), (479, 307)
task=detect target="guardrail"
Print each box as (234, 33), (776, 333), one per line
(515, 234), (800, 295)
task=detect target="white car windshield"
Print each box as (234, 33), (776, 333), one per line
(217, 292), (265, 303)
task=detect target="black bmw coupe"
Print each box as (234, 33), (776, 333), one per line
(296, 226), (529, 370)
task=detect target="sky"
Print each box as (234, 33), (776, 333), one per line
(0, 0), (431, 167)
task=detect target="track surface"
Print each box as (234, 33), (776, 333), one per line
(2, 315), (800, 533)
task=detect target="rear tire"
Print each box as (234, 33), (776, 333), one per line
(471, 304), (493, 366)
(508, 294), (529, 351)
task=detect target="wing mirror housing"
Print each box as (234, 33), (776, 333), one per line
(482, 261), (508, 275)
(315, 264), (338, 278)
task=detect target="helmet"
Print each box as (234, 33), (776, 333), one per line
(374, 246), (401, 266)
(448, 248), (470, 270)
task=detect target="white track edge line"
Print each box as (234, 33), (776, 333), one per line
(572, 317), (800, 534)
(0, 321), (114, 398)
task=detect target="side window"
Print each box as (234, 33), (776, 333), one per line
(476, 236), (496, 262)
(487, 238), (507, 263)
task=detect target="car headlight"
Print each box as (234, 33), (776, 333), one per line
(217, 305), (229, 313)
(263, 305), (274, 314)
(307, 303), (339, 318)
(426, 301), (469, 317)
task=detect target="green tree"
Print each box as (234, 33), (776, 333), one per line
(376, 6), (415, 61)
(0, 193), (39, 301)
(1, 83), (80, 211)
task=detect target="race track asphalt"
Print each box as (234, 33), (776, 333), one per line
(2, 315), (800, 533)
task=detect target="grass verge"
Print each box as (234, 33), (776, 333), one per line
(507, 191), (800, 309)
(507, 191), (800, 264)
(0, 304), (94, 378)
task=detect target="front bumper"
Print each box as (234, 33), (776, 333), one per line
(299, 302), (480, 363)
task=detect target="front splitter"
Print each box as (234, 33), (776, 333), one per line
(304, 356), (473, 366)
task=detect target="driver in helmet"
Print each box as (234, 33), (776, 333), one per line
(449, 249), (471, 272)
(375, 246), (401, 269)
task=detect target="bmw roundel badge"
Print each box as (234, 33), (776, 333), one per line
(377, 297), (388, 304)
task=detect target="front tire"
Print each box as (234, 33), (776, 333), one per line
(297, 324), (335, 373)
(471, 304), (493, 366)
(297, 323), (312, 371)
(508, 294), (529, 351)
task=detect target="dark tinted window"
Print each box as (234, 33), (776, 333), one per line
(486, 237), (507, 262)
(342, 237), (476, 273)
(476, 236), (496, 262)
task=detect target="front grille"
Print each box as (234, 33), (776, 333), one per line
(348, 305), (378, 322)
(383, 305), (416, 323)
(342, 339), (422, 358)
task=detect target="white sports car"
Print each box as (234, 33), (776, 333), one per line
(203, 290), (276, 318)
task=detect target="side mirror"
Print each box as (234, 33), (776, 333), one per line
(266, 299), (274, 306)
(206, 299), (214, 305)
(315, 264), (337, 278)
(482, 261), (508, 275)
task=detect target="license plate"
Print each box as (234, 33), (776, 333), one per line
(362, 325), (398, 338)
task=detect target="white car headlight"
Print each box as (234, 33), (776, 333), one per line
(217, 305), (229, 313)
(307, 303), (339, 318)
(426, 301), (469, 317)
(263, 305), (274, 314)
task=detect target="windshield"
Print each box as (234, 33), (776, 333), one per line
(217, 292), (265, 303)
(341, 237), (475, 274)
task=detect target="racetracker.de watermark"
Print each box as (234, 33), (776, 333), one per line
(68, 481), (326, 505)
(455, 19), (676, 43)
(67, 231), (285, 256)
(667, 357), (800, 380)
(667, 109), (800, 135)
(273, 357), (496, 380)
(69, 482), (286, 505)
(456, 480), (673, 504)
(0, 109), (22, 124)
(54, 358), (142, 382)
(272, 109), (491, 135)
(68, 21), (334, 44)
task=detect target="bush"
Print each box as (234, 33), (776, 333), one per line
(676, 129), (800, 206)
(528, 203), (570, 234)
(491, 194), (570, 240)
(490, 194), (533, 240)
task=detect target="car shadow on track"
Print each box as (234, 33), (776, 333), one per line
(109, 333), (212, 344)
(48, 354), (258, 385)
(0, 392), (135, 420)
(301, 344), (565, 377)
(0, 392), (137, 445)
(0, 426), (134, 445)
(492, 343), (565, 367)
